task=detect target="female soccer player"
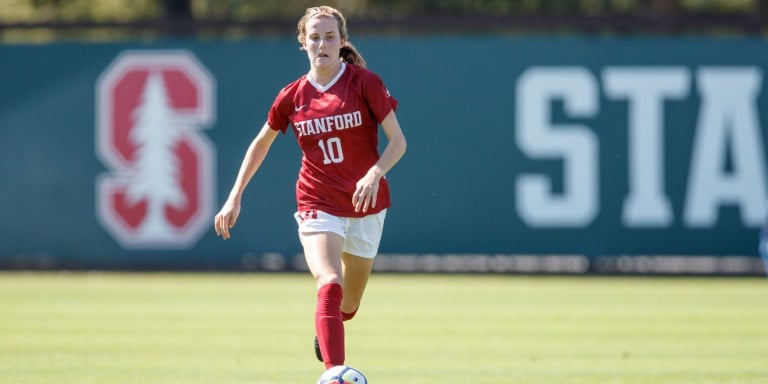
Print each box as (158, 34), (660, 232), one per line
(213, 6), (407, 369)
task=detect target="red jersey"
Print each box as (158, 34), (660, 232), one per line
(267, 63), (398, 218)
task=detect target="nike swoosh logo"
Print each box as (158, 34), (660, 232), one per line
(295, 104), (307, 112)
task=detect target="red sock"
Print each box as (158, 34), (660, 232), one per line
(315, 283), (344, 368)
(341, 307), (358, 321)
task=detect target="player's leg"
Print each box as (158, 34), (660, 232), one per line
(302, 231), (345, 288)
(341, 252), (374, 320)
(301, 231), (346, 368)
(340, 209), (387, 321)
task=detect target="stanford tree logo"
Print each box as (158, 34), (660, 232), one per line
(96, 50), (216, 248)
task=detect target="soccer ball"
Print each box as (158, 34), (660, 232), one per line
(317, 365), (367, 384)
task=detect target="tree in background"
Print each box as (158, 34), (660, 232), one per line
(0, 0), (761, 39)
(127, 72), (187, 241)
(0, 0), (759, 22)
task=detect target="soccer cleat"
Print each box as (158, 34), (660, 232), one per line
(314, 335), (323, 362)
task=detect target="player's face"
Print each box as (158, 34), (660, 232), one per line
(303, 16), (344, 71)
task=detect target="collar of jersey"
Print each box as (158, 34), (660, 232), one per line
(307, 62), (346, 92)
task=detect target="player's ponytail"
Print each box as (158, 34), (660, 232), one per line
(298, 6), (367, 68)
(340, 41), (367, 68)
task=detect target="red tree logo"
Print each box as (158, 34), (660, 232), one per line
(96, 51), (216, 248)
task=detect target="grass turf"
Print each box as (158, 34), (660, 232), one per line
(0, 272), (766, 383)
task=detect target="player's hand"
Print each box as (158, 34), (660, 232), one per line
(214, 201), (241, 240)
(353, 168), (381, 213)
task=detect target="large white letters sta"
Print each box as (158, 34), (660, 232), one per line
(514, 65), (767, 229)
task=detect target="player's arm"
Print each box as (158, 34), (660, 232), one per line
(215, 123), (280, 239)
(353, 110), (407, 213)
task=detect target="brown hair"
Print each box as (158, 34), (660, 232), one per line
(297, 6), (367, 68)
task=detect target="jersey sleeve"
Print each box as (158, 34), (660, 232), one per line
(266, 84), (294, 134)
(362, 70), (398, 123)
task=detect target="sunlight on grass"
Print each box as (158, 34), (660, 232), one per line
(1, 273), (766, 383)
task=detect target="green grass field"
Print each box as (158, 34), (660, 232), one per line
(1, 273), (766, 384)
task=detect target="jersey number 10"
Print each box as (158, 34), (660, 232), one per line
(318, 137), (344, 164)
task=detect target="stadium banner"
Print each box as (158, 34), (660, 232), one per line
(1, 37), (766, 274)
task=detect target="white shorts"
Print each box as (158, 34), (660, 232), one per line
(293, 209), (387, 258)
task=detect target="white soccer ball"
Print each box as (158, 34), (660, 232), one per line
(317, 365), (368, 384)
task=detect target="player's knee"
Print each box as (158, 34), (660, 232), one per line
(316, 273), (342, 288)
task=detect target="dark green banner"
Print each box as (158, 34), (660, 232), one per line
(1, 37), (766, 273)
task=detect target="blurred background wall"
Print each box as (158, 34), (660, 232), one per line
(1, 0), (766, 274)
